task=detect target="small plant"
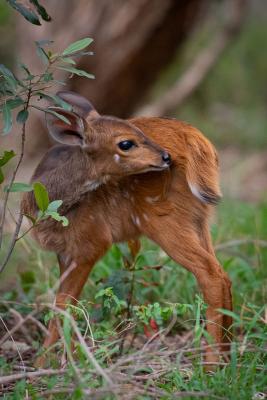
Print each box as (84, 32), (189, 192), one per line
(95, 287), (128, 316)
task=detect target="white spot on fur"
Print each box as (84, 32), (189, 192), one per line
(188, 183), (205, 203)
(113, 154), (120, 163)
(145, 195), (160, 203)
(131, 214), (141, 227)
(143, 213), (149, 221)
(135, 216), (141, 227)
(89, 215), (95, 220)
(83, 175), (110, 192)
(84, 180), (102, 191)
(102, 175), (110, 184)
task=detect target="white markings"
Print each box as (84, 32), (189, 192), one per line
(102, 175), (110, 184)
(142, 213), (149, 221)
(135, 216), (141, 227)
(84, 180), (102, 191)
(188, 182), (205, 203)
(131, 214), (141, 227)
(145, 195), (160, 203)
(113, 154), (120, 163)
(83, 175), (110, 192)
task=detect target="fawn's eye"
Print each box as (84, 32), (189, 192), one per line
(117, 140), (136, 151)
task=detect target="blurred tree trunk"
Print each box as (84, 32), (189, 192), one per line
(14, 0), (203, 158)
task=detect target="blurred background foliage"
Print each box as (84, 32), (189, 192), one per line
(0, 1), (266, 397)
(0, 0), (266, 310)
(157, 11), (267, 150)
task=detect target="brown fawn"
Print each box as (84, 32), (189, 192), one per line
(22, 91), (232, 367)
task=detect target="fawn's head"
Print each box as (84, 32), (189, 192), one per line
(46, 91), (171, 179)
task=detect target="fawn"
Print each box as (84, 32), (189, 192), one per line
(22, 91), (232, 367)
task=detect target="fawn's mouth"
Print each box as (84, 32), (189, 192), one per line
(149, 164), (170, 170)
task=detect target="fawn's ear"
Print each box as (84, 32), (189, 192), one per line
(56, 91), (100, 119)
(46, 107), (85, 146)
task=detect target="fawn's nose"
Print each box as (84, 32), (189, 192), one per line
(162, 151), (171, 165)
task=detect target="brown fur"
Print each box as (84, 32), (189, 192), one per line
(21, 94), (232, 369)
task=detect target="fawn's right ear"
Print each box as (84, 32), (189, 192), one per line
(46, 107), (85, 146)
(56, 91), (100, 120)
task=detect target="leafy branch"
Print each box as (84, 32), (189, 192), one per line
(0, 37), (94, 272)
(6, 0), (51, 25)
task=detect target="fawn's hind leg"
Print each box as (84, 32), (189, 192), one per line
(143, 216), (232, 367)
(200, 223), (233, 352)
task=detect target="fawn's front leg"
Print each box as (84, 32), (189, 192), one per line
(36, 255), (96, 367)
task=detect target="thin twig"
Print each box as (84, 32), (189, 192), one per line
(0, 369), (66, 385)
(0, 88), (32, 272)
(0, 315), (26, 373)
(0, 310), (38, 347)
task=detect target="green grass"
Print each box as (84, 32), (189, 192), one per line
(0, 199), (266, 399)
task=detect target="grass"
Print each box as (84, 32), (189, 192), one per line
(0, 199), (266, 399)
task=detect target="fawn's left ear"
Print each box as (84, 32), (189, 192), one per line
(46, 107), (86, 146)
(56, 91), (100, 119)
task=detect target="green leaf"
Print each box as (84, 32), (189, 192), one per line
(2, 102), (12, 134)
(36, 46), (49, 65)
(6, 97), (24, 110)
(7, 0), (41, 25)
(63, 312), (72, 348)
(0, 64), (16, 80)
(70, 51), (94, 57)
(45, 109), (71, 125)
(5, 182), (33, 192)
(29, 0), (51, 22)
(35, 39), (53, 47)
(0, 150), (15, 167)
(217, 308), (241, 323)
(37, 92), (72, 111)
(0, 169), (4, 184)
(33, 182), (49, 212)
(0, 64), (18, 92)
(60, 57), (76, 65)
(0, 152), (11, 182)
(42, 72), (53, 82)
(46, 200), (63, 212)
(45, 211), (69, 227)
(58, 66), (94, 80)
(62, 38), (93, 56)
(16, 109), (29, 124)
(19, 63), (35, 80)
